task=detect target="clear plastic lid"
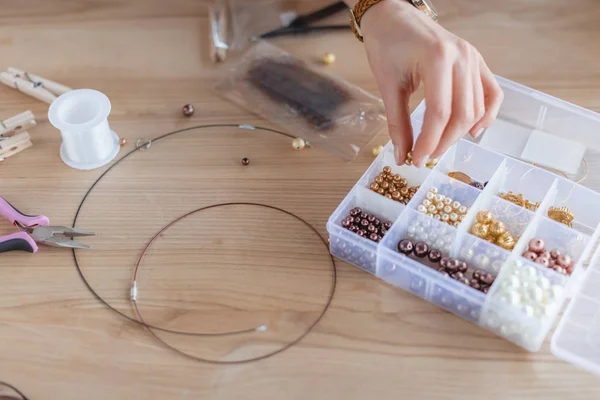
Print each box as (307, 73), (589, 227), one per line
(552, 243), (600, 375)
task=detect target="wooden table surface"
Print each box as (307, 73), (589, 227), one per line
(1, 0), (600, 399)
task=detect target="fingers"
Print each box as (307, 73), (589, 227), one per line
(381, 85), (414, 165)
(411, 49), (453, 167)
(430, 52), (475, 159)
(469, 59), (486, 138)
(471, 57), (504, 135)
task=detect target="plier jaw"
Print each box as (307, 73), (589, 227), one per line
(24, 225), (95, 250)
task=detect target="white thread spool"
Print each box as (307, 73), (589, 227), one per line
(48, 89), (120, 170)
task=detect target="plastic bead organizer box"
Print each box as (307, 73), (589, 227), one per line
(327, 76), (600, 376)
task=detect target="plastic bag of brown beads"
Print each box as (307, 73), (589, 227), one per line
(214, 41), (387, 161)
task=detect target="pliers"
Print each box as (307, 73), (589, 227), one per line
(0, 197), (94, 253)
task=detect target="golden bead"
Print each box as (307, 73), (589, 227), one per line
(476, 210), (493, 225)
(377, 188), (385, 195)
(497, 233), (516, 250)
(383, 166), (392, 174)
(471, 223), (489, 239)
(292, 138), (306, 150)
(381, 181), (390, 190)
(391, 191), (401, 200)
(322, 52), (336, 65)
(375, 176), (384, 185)
(400, 187), (409, 196)
(488, 221), (506, 237)
(399, 178), (408, 187)
(372, 145), (384, 157)
(119, 138), (128, 147)
(370, 182), (380, 191)
(426, 158), (439, 169)
(385, 193), (393, 199)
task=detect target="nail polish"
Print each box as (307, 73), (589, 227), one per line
(474, 127), (485, 138)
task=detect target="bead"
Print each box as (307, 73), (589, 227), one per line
(443, 205), (453, 214)
(444, 197), (453, 206)
(383, 166), (392, 174)
(182, 104), (195, 116)
(350, 207), (362, 216)
(357, 229), (367, 237)
(441, 214), (450, 222)
(452, 201), (461, 210)
(474, 254), (490, 268)
(482, 285), (490, 294)
(241, 157), (250, 166)
(453, 221), (460, 227)
(370, 182), (380, 191)
(119, 138), (128, 147)
(369, 233), (380, 242)
(528, 238), (545, 254)
(449, 213), (458, 222)
(385, 194), (393, 199)
(471, 223), (489, 239)
(397, 239), (414, 255)
(522, 251), (538, 262)
(367, 224), (377, 233)
(414, 242), (429, 258)
(440, 257), (449, 269)
(428, 205), (437, 214)
(377, 188), (385, 195)
(292, 138), (306, 150)
(434, 194), (444, 203)
(488, 221), (506, 237)
(417, 205), (427, 213)
(436, 202), (444, 210)
(535, 257), (550, 267)
(375, 176), (384, 184)
(360, 219), (369, 227)
(470, 280), (481, 290)
(381, 181), (390, 190)
(372, 145), (384, 157)
(458, 206), (468, 215)
(422, 199), (431, 207)
(322, 52), (336, 65)
(550, 249), (561, 259)
(426, 191), (434, 200)
(557, 254), (572, 267)
(476, 210), (493, 225)
(428, 249), (442, 263)
(429, 187), (438, 194)
(447, 259), (460, 272)
(433, 214), (441, 220)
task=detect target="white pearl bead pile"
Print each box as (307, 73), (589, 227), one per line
(406, 216), (454, 254)
(417, 187), (468, 227)
(491, 260), (564, 319)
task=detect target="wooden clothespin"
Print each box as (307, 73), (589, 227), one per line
(0, 131), (33, 161)
(0, 110), (36, 137)
(0, 67), (72, 104)
(0, 111), (36, 162)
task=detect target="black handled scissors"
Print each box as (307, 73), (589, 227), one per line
(254, 1), (351, 40)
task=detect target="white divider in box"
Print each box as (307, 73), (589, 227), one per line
(327, 186), (404, 275)
(481, 255), (570, 351)
(435, 140), (505, 187)
(554, 175), (600, 236)
(378, 208), (486, 324)
(494, 156), (558, 207)
(357, 143), (431, 191)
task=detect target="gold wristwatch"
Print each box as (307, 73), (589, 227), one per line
(350, 0), (438, 42)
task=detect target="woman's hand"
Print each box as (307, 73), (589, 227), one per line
(358, 0), (504, 167)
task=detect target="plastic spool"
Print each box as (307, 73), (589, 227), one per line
(48, 89), (120, 170)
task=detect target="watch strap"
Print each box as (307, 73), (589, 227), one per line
(350, 0), (385, 42)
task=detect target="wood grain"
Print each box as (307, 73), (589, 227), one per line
(1, 0), (600, 399)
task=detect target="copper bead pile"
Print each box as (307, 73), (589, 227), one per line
(417, 187), (468, 227)
(470, 210), (518, 250)
(342, 207), (392, 243)
(397, 239), (495, 293)
(369, 166), (419, 205)
(522, 238), (574, 275)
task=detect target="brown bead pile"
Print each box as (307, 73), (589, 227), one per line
(397, 239), (495, 294)
(342, 207), (392, 243)
(369, 166), (419, 205)
(470, 210), (518, 251)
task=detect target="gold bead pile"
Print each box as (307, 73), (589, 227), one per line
(547, 206), (575, 228)
(369, 166), (419, 204)
(470, 210), (519, 250)
(499, 191), (540, 212)
(417, 187), (469, 227)
(499, 191), (575, 228)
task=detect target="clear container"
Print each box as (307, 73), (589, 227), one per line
(327, 76), (600, 376)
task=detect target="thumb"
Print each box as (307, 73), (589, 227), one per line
(382, 87), (414, 166)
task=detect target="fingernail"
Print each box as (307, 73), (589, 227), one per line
(393, 145), (402, 165)
(474, 127), (485, 138)
(415, 154), (430, 168)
